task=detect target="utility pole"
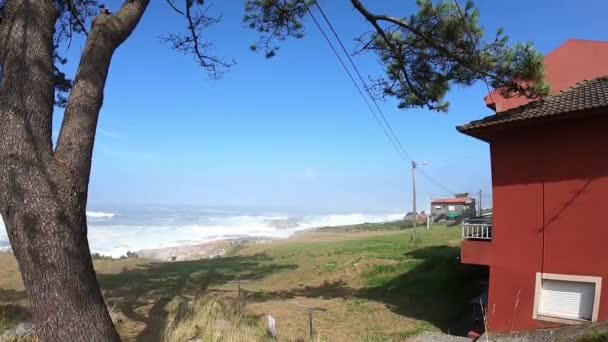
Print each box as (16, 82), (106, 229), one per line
(412, 161), (417, 241)
(411, 161), (427, 241)
(478, 189), (483, 216)
(427, 193), (431, 230)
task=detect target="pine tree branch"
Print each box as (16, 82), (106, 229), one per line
(185, 0), (227, 72)
(65, 0), (89, 35)
(350, 0), (524, 96)
(350, 0), (427, 107)
(165, 0), (184, 15)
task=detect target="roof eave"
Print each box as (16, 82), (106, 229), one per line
(456, 106), (608, 143)
(456, 124), (493, 142)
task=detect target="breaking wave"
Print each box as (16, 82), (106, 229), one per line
(86, 211), (116, 219)
(0, 208), (402, 258)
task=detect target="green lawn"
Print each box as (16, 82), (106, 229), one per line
(0, 224), (487, 341)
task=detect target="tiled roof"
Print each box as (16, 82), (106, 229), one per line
(458, 76), (608, 134)
(431, 198), (473, 205)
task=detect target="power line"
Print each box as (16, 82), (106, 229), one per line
(305, 7), (408, 161)
(312, 0), (412, 161)
(308, 4), (458, 197)
(418, 168), (456, 196)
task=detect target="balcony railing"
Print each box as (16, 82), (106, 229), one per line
(462, 218), (493, 240)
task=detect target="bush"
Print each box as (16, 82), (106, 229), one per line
(91, 253), (113, 260)
(400, 221), (413, 229)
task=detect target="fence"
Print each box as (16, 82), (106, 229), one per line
(462, 218), (492, 240)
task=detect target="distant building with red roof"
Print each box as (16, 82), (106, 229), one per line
(431, 197), (476, 219)
(486, 39), (608, 112)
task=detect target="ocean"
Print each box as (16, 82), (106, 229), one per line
(0, 206), (402, 258)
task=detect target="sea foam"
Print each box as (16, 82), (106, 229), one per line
(86, 211), (116, 219)
(0, 208), (402, 258)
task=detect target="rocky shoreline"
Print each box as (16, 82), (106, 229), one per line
(132, 221), (404, 262)
(133, 236), (272, 262)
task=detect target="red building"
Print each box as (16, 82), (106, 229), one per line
(486, 39), (608, 112)
(457, 39), (608, 333)
(459, 76), (608, 333)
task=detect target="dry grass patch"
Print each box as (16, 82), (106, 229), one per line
(162, 296), (271, 342)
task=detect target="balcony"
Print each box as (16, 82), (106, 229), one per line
(462, 218), (493, 240)
(460, 218), (493, 266)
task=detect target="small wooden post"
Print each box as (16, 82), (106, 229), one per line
(308, 308), (314, 342)
(227, 278), (251, 314)
(292, 303), (326, 342)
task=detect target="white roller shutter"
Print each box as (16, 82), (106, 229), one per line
(538, 279), (595, 320)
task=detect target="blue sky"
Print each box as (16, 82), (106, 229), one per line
(54, 0), (607, 212)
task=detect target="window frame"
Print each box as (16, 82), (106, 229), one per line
(533, 272), (602, 324)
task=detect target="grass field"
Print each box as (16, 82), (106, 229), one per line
(0, 223), (488, 341)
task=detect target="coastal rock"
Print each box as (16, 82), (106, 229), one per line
(264, 217), (302, 229)
(135, 240), (231, 261)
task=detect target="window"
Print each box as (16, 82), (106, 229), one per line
(533, 273), (602, 324)
(434, 205), (442, 209)
(448, 205), (455, 211)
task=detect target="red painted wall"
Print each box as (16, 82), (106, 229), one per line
(485, 39), (608, 112)
(484, 113), (608, 332)
(460, 240), (492, 266)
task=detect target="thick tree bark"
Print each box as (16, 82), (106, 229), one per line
(0, 0), (148, 340)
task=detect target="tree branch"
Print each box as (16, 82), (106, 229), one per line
(160, 0), (233, 79)
(65, 0), (89, 35)
(55, 0), (150, 191)
(350, 0), (427, 107)
(350, 0), (516, 93)
(165, 0), (184, 15)
(185, 0), (212, 69)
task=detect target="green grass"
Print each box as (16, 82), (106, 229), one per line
(578, 330), (608, 342)
(0, 224), (486, 341)
(234, 224), (485, 339)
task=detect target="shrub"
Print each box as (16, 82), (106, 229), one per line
(91, 253), (113, 260)
(400, 221), (413, 229)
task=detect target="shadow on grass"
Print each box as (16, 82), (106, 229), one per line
(0, 289), (27, 304)
(245, 246), (487, 336)
(97, 253), (297, 341)
(361, 246), (487, 335)
(1, 246), (483, 338)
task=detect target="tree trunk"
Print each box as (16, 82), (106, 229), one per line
(0, 0), (148, 340)
(2, 173), (120, 341)
(0, 0), (120, 339)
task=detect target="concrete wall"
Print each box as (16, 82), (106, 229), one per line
(484, 113), (608, 332)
